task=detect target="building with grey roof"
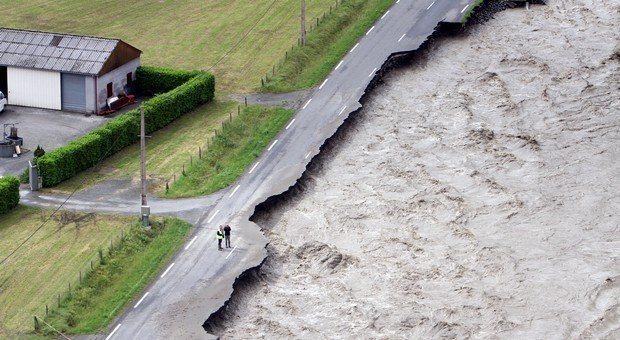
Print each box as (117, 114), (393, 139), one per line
(0, 28), (141, 113)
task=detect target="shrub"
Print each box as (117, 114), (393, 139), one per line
(19, 167), (29, 184)
(0, 176), (20, 214)
(37, 68), (215, 187)
(135, 66), (202, 95)
(34, 145), (46, 158)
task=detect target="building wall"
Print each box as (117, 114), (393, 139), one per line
(7, 67), (61, 110)
(96, 58), (140, 111)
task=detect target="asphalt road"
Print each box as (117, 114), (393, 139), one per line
(22, 0), (476, 338)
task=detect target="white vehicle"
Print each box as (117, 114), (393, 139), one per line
(0, 91), (6, 112)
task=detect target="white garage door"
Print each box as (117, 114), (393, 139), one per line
(7, 67), (61, 110)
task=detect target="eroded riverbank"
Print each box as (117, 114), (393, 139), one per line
(209, 0), (620, 338)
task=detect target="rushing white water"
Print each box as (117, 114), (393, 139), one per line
(216, 1), (620, 338)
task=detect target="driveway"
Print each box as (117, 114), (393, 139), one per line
(0, 105), (108, 176)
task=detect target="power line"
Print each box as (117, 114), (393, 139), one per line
(206, 0), (279, 72)
(1, 1), (281, 266)
(0, 120), (128, 267)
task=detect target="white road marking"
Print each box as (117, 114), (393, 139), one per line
(319, 78), (328, 89)
(366, 26), (375, 35)
(160, 263), (175, 278)
(134, 292), (149, 309)
(305, 152), (312, 159)
(461, 4), (470, 13)
(302, 98), (312, 109)
(427, 1), (435, 10)
(335, 60), (344, 70)
(338, 106), (347, 116)
(106, 324), (122, 340)
(398, 33), (406, 42)
(368, 67), (377, 77)
(285, 118), (296, 130)
(350, 43), (359, 52)
(207, 209), (220, 223)
(226, 245), (238, 259)
(381, 10), (390, 19)
(185, 236), (198, 250)
(268, 139), (278, 151)
(229, 184), (240, 198)
(396, 0), (400, 3)
(249, 162), (260, 174)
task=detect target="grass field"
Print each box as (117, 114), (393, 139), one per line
(49, 101), (238, 195)
(166, 105), (293, 197)
(0, 0), (337, 94)
(263, 0), (393, 92)
(43, 218), (190, 334)
(0, 206), (136, 337)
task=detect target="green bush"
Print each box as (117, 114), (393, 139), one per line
(38, 68), (215, 187)
(136, 66), (202, 95)
(19, 167), (29, 184)
(0, 176), (20, 214)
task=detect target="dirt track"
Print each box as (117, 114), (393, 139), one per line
(211, 1), (620, 338)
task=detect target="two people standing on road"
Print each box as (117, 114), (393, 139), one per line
(216, 224), (232, 250)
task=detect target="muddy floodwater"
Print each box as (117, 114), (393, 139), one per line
(213, 0), (619, 338)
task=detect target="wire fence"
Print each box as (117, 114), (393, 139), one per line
(34, 223), (132, 334)
(30, 0), (346, 334)
(261, 0), (343, 87)
(165, 101), (247, 192)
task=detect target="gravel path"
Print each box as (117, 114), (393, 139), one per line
(210, 1), (619, 338)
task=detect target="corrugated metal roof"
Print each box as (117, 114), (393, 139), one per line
(0, 28), (136, 75)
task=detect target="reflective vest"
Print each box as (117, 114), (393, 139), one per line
(216, 230), (224, 240)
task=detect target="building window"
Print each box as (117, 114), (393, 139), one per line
(106, 82), (113, 98)
(126, 72), (133, 85)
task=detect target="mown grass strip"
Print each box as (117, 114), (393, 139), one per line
(262, 0), (393, 93)
(42, 218), (191, 334)
(461, 0), (485, 23)
(165, 105), (293, 198)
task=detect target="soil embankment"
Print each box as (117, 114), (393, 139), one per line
(209, 0), (620, 338)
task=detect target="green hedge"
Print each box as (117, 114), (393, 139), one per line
(38, 68), (215, 187)
(0, 176), (20, 214)
(136, 66), (202, 95)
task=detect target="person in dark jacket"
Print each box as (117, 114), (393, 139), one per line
(216, 226), (224, 251)
(223, 224), (232, 248)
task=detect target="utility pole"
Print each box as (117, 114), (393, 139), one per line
(140, 106), (150, 227)
(300, 0), (306, 46)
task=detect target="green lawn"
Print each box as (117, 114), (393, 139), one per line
(0, 206), (136, 337)
(166, 105), (293, 197)
(0, 0), (337, 94)
(43, 218), (190, 334)
(263, 0), (393, 92)
(49, 100), (238, 195)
